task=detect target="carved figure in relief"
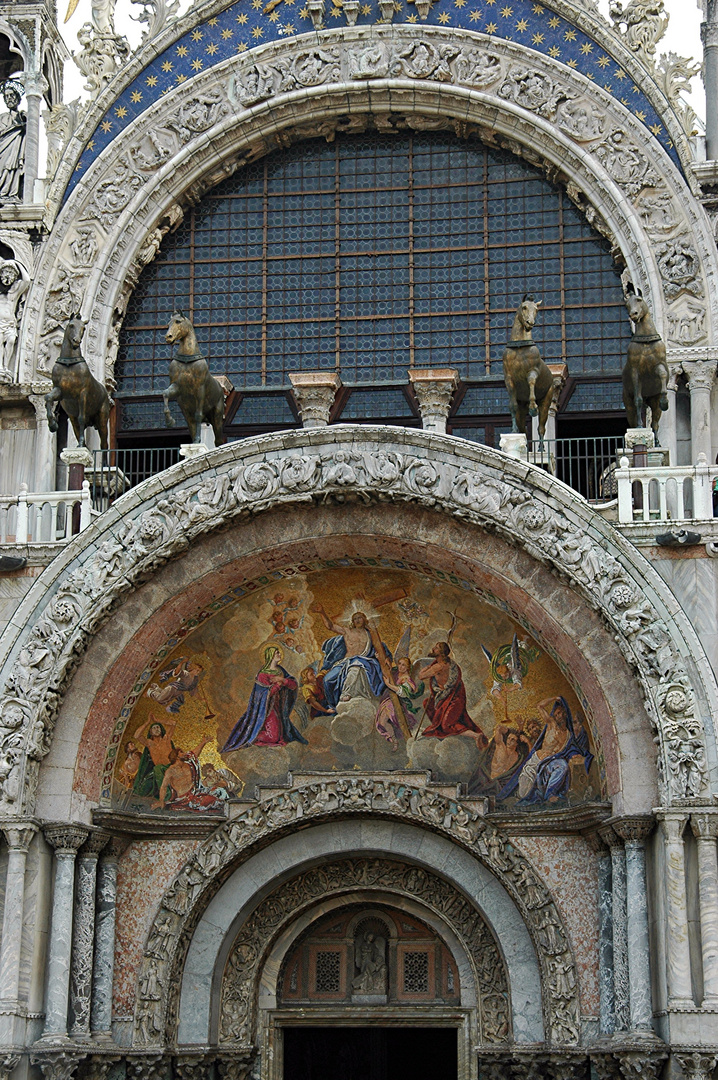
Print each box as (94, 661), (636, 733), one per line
(0, 82), (25, 201)
(0, 260), (28, 383)
(453, 49), (502, 89)
(502, 294), (554, 445)
(44, 313), (111, 449)
(162, 310), (226, 445)
(352, 930), (387, 994)
(621, 282), (669, 439)
(609, 0), (669, 64)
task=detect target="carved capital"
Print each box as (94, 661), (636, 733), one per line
(691, 813), (718, 840)
(589, 1053), (621, 1080)
(615, 1050), (667, 1080)
(674, 1051), (718, 1080)
(659, 813), (688, 843)
(60, 447), (94, 469)
(43, 823), (89, 855)
(216, 1054), (257, 1080)
(611, 815), (655, 844)
(597, 823), (622, 851)
(2, 822), (37, 852)
(409, 367), (459, 434)
(683, 360), (717, 393)
(30, 1053), (85, 1080)
(288, 371), (341, 428)
(79, 829), (110, 858)
(582, 828), (610, 855)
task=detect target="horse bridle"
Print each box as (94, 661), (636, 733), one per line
(171, 351), (205, 364)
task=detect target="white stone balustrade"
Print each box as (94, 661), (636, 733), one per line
(616, 454), (718, 523)
(0, 481), (92, 544)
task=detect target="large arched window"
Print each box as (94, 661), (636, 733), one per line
(116, 131), (630, 439)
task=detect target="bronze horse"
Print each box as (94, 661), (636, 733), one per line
(622, 282), (668, 441)
(45, 313), (111, 449)
(162, 311), (225, 445)
(502, 294), (554, 447)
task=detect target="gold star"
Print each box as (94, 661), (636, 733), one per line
(635, 109), (646, 120)
(516, 18), (527, 29)
(299, 6), (309, 13)
(237, 11), (249, 21)
(283, 20), (296, 29)
(205, 32), (218, 44)
(548, 45), (559, 56)
(252, 0), (263, 9)
(252, 24), (264, 35)
(361, 3), (371, 10)
(162, 60), (173, 71)
(485, 20), (497, 30)
(455, 0), (467, 7)
(438, 9), (451, 19)
(191, 29), (203, 40)
(407, 12), (417, 18)
(237, 40), (248, 49)
(268, 10), (280, 18)
(596, 55), (610, 68)
(330, 5), (341, 13)
(585, 71), (594, 78)
(531, 30), (543, 42)
(100, 120), (112, 132)
(580, 42), (592, 54)
(614, 68), (626, 79)
(602, 81), (612, 92)
(75, 163), (83, 171)
(566, 58), (577, 67)
(176, 73), (187, 81)
(620, 96), (629, 105)
(86, 139), (95, 150)
(177, 44), (188, 55)
(146, 74), (158, 86)
(469, 8), (481, 18)
(221, 27), (233, 36)
(115, 105), (128, 117)
(532, 2), (543, 10)
(650, 122), (662, 135)
(208, 16), (218, 24)
(563, 28), (575, 40)
(130, 90), (142, 102)
(547, 14), (559, 26)
(191, 57), (203, 69)
(500, 5), (512, 14)
(632, 83), (640, 93)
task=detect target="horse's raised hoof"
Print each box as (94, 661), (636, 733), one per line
(47, 418), (58, 433)
(660, 394), (669, 411)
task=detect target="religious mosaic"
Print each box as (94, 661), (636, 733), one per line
(108, 565), (603, 812)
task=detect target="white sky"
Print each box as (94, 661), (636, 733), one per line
(54, 0), (706, 121)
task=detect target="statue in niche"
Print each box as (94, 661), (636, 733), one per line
(0, 260), (28, 383)
(0, 82), (26, 201)
(352, 928), (387, 995)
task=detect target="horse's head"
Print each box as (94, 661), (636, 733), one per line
(518, 293), (542, 331)
(624, 282), (649, 325)
(166, 310), (190, 345)
(62, 313), (86, 354)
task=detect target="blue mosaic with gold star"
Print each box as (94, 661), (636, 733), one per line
(64, 0), (680, 202)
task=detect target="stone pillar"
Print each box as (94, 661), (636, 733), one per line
(91, 838), (127, 1040)
(28, 391), (57, 493)
(663, 362), (681, 467)
(658, 814), (693, 1009)
(0, 823), (37, 1046)
(599, 824), (629, 1032)
(531, 362), (567, 446)
(408, 368), (459, 434)
(288, 371), (342, 428)
(596, 835), (615, 1035)
(70, 831), (109, 1039)
(691, 813), (718, 1005)
(39, 824), (88, 1043)
(703, 0), (718, 161)
(613, 817), (655, 1032)
(683, 360), (716, 464)
(22, 73), (46, 204)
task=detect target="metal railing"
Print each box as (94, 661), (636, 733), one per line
(88, 446), (182, 513)
(527, 437), (624, 503)
(0, 482), (92, 544)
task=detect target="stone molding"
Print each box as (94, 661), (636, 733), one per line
(135, 778), (581, 1049)
(0, 427), (715, 815)
(20, 24), (718, 385)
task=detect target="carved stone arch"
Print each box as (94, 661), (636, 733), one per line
(21, 25), (718, 382)
(137, 812), (578, 1050)
(3, 427), (717, 816)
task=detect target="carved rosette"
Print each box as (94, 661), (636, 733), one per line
(134, 778), (581, 1050)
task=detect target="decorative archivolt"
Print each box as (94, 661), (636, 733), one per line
(134, 785), (579, 1047)
(0, 428), (714, 818)
(21, 24), (718, 385)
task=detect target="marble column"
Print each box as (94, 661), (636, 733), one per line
(408, 368), (459, 434)
(69, 831), (108, 1039)
(599, 824), (629, 1032)
(288, 371), (342, 428)
(0, 823), (37, 1046)
(663, 361), (681, 467)
(683, 360), (716, 464)
(595, 834), (615, 1035)
(91, 838), (127, 1040)
(28, 394), (57, 493)
(691, 813), (718, 1005)
(39, 824), (88, 1043)
(613, 817), (655, 1032)
(22, 73), (46, 204)
(659, 814), (694, 1009)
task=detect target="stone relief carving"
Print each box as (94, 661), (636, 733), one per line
(656, 239), (703, 299)
(133, 781), (578, 1047)
(220, 858), (510, 1044)
(608, 0), (669, 68)
(592, 132), (659, 197)
(655, 52), (701, 137)
(44, 99), (86, 180)
(130, 0), (181, 45)
(0, 437), (709, 814)
(666, 299), (706, 346)
(499, 68), (571, 120)
(81, 159), (143, 229)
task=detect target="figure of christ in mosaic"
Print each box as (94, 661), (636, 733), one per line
(310, 605), (391, 708)
(222, 645), (308, 751)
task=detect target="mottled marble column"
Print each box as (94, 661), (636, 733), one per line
(90, 838), (127, 1040)
(39, 824), (88, 1043)
(599, 824), (629, 1032)
(613, 817), (655, 1033)
(69, 831), (108, 1039)
(596, 835), (615, 1035)
(691, 813), (718, 1005)
(660, 814), (694, 1009)
(0, 823), (37, 1046)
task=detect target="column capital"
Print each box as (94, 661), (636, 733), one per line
(79, 829), (110, 858)
(2, 822), (37, 852)
(288, 371), (341, 428)
(60, 446), (94, 469)
(658, 813), (689, 842)
(582, 828), (610, 854)
(683, 359), (717, 392)
(43, 823), (89, 854)
(597, 823), (622, 850)
(408, 367), (459, 434)
(103, 835), (131, 861)
(674, 1052), (718, 1080)
(691, 812), (718, 839)
(611, 815), (655, 844)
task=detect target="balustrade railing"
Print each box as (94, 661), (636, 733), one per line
(0, 482), (92, 544)
(615, 454), (718, 524)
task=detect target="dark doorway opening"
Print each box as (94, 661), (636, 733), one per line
(283, 1026), (458, 1080)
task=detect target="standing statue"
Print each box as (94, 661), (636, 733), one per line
(502, 294), (554, 447)
(0, 82), (26, 201)
(162, 311), (226, 445)
(622, 282), (668, 439)
(352, 930), (387, 995)
(45, 313), (111, 449)
(0, 260), (28, 383)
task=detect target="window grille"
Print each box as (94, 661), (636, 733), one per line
(315, 951), (341, 993)
(403, 951), (430, 994)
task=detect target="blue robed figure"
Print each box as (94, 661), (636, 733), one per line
(222, 645), (307, 751)
(501, 696), (592, 804)
(312, 607), (389, 709)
